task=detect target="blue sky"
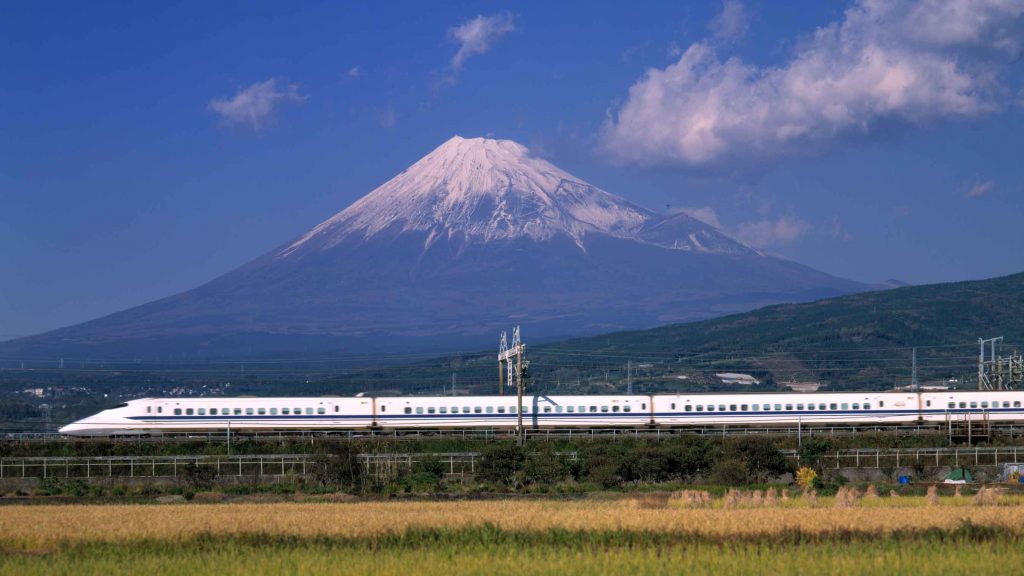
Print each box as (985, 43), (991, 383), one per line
(2, 0), (1023, 339)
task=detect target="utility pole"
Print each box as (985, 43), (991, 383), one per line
(627, 360), (632, 395)
(911, 348), (918, 391)
(498, 326), (527, 444)
(978, 337), (1005, 390)
(451, 373), (456, 396)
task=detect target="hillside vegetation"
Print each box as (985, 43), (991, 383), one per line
(317, 271), (1024, 394)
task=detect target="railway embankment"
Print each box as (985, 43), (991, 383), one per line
(4, 434), (1024, 500)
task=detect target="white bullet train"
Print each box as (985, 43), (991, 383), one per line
(58, 390), (1024, 436)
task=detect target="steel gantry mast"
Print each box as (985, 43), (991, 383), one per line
(498, 326), (527, 442)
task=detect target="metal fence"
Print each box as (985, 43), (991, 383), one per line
(6, 447), (1024, 480)
(784, 447), (1024, 469)
(0, 454), (315, 479)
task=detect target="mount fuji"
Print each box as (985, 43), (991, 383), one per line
(3, 136), (868, 358)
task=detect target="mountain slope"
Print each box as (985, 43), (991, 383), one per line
(1, 136), (866, 359)
(297, 271), (1024, 395)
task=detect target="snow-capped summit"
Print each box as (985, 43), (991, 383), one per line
(280, 136), (747, 256)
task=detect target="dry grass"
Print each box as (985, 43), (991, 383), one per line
(4, 497), (1024, 550)
(669, 490), (711, 508)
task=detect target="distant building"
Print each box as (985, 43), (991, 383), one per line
(785, 381), (821, 392)
(715, 372), (760, 385)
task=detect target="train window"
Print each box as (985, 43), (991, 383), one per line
(775, 404), (782, 410)
(841, 403), (848, 410)
(198, 408), (206, 416)
(210, 408), (217, 415)
(404, 407), (412, 414)
(600, 406), (608, 413)
(959, 402), (966, 409)
(696, 405), (703, 412)
(642, 403), (647, 410)
(494, 407), (502, 414)
(485, 406), (494, 414)
(981, 402), (989, 409)
(612, 406), (620, 412)
(440, 407), (448, 414)
(463, 407), (470, 413)
(523, 406), (530, 413)
(685, 405), (692, 412)
(474, 407), (482, 414)
(1015, 402), (1022, 408)
(730, 405), (737, 411)
(853, 403), (861, 410)
(235, 408), (243, 415)
(807, 404), (815, 411)
(590, 406), (598, 413)
(174, 408), (182, 415)
(567, 406), (575, 413)
(762, 405), (770, 411)
(245, 408), (253, 415)
(624, 405), (632, 413)
(157, 407), (163, 414)
(557, 406), (564, 413)
(427, 407), (436, 414)
(741, 404), (749, 411)
(317, 407), (325, 415)
(785, 404), (793, 411)
(334, 406), (339, 413)
(829, 404), (837, 410)
(947, 402), (955, 409)
(864, 404), (871, 410)
(925, 401), (930, 407)
(147, 406), (151, 414)
(796, 404), (804, 411)
(706, 405), (714, 412)
(306, 408), (314, 415)
(970, 402), (978, 409)
(294, 408), (301, 414)
(282, 408), (289, 415)
(185, 408), (193, 415)
(1004, 402), (1011, 408)
(258, 408), (266, 415)
(416, 407), (424, 414)
(671, 403), (676, 410)
(543, 406), (552, 413)
(718, 405), (726, 411)
(451, 406), (458, 413)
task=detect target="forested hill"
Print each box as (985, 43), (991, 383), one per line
(336, 271), (1024, 395)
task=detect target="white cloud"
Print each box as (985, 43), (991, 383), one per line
(827, 216), (854, 241)
(678, 206), (722, 228)
(449, 12), (516, 72)
(734, 215), (812, 248)
(208, 78), (305, 129)
(709, 0), (749, 42)
(347, 66), (361, 78)
(602, 0), (1024, 168)
(965, 178), (995, 198)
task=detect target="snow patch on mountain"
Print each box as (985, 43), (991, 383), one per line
(280, 136), (750, 258)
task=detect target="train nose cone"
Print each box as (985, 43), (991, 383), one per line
(59, 422), (87, 435)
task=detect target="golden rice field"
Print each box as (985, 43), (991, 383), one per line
(5, 496), (1024, 575)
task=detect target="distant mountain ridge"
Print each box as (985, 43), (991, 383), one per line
(1, 136), (867, 359)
